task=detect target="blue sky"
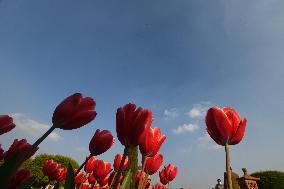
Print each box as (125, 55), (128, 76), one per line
(1, 0), (284, 188)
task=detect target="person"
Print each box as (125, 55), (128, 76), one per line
(215, 178), (224, 189)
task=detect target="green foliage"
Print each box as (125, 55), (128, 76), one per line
(21, 153), (79, 188)
(251, 170), (284, 189)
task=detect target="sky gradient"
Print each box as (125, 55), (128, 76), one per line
(1, 0), (284, 188)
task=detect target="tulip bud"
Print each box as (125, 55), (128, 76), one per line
(0, 115), (16, 135)
(113, 154), (128, 172)
(84, 156), (96, 173)
(152, 183), (166, 189)
(75, 171), (87, 185)
(56, 167), (67, 182)
(145, 153), (163, 175)
(52, 93), (97, 130)
(116, 103), (152, 147)
(88, 172), (96, 184)
(93, 160), (111, 181)
(89, 129), (114, 156)
(80, 183), (91, 189)
(205, 106), (247, 145)
(139, 127), (166, 157)
(43, 160), (61, 181)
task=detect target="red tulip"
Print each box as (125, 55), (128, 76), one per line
(94, 185), (102, 189)
(56, 167), (67, 182)
(75, 171), (88, 185)
(0, 115), (16, 135)
(103, 186), (110, 189)
(52, 93), (97, 130)
(145, 153), (163, 175)
(93, 160), (111, 181)
(164, 163), (178, 181)
(205, 106), (247, 145)
(152, 183), (166, 189)
(4, 139), (38, 161)
(113, 154), (128, 172)
(84, 156), (97, 173)
(159, 169), (168, 185)
(116, 103), (152, 146)
(88, 172), (96, 184)
(43, 160), (61, 180)
(8, 168), (32, 189)
(0, 144), (4, 160)
(89, 129), (114, 155)
(80, 183), (91, 189)
(139, 127), (166, 157)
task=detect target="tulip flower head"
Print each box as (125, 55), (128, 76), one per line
(55, 167), (67, 182)
(205, 106), (247, 146)
(0, 115), (16, 135)
(145, 153), (163, 175)
(153, 183), (166, 189)
(159, 163), (178, 185)
(88, 173), (96, 184)
(75, 171), (88, 185)
(116, 103), (152, 147)
(8, 168), (32, 189)
(93, 160), (111, 181)
(4, 139), (38, 161)
(139, 127), (166, 157)
(89, 129), (114, 155)
(43, 159), (61, 181)
(80, 183), (91, 189)
(113, 154), (129, 172)
(52, 93), (97, 130)
(84, 156), (97, 173)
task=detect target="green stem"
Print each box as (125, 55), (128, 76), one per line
(225, 143), (233, 189)
(31, 125), (56, 150)
(75, 154), (92, 176)
(112, 146), (129, 189)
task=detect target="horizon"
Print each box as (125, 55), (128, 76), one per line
(1, 0), (284, 188)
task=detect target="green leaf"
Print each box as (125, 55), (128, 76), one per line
(121, 169), (132, 189)
(64, 163), (75, 189)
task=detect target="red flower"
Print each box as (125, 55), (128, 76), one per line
(89, 129), (114, 155)
(139, 127), (166, 157)
(113, 154), (128, 172)
(145, 153), (163, 175)
(4, 139), (38, 161)
(8, 168), (32, 189)
(134, 170), (149, 189)
(205, 106), (247, 145)
(98, 176), (109, 187)
(43, 160), (61, 181)
(80, 183), (91, 189)
(52, 93), (97, 130)
(88, 173), (96, 184)
(56, 167), (67, 182)
(0, 115), (16, 135)
(0, 144), (4, 160)
(159, 164), (178, 185)
(94, 185), (102, 189)
(75, 171), (87, 185)
(152, 183), (166, 189)
(84, 156), (97, 173)
(116, 103), (152, 147)
(93, 160), (111, 181)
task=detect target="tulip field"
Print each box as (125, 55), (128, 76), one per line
(0, 93), (247, 189)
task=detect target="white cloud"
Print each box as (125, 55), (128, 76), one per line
(186, 102), (211, 119)
(164, 108), (179, 120)
(11, 113), (61, 142)
(173, 123), (199, 134)
(198, 133), (222, 150)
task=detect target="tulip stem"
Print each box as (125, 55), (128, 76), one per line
(225, 143), (233, 189)
(75, 154), (92, 176)
(31, 125), (56, 150)
(112, 146), (129, 189)
(109, 172), (117, 188)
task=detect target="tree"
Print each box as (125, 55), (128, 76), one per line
(251, 170), (284, 189)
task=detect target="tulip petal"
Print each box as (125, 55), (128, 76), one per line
(229, 117), (247, 145)
(223, 107), (241, 136)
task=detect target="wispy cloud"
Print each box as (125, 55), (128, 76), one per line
(198, 133), (221, 150)
(164, 108), (179, 120)
(11, 113), (61, 142)
(173, 123), (199, 134)
(186, 102), (211, 119)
